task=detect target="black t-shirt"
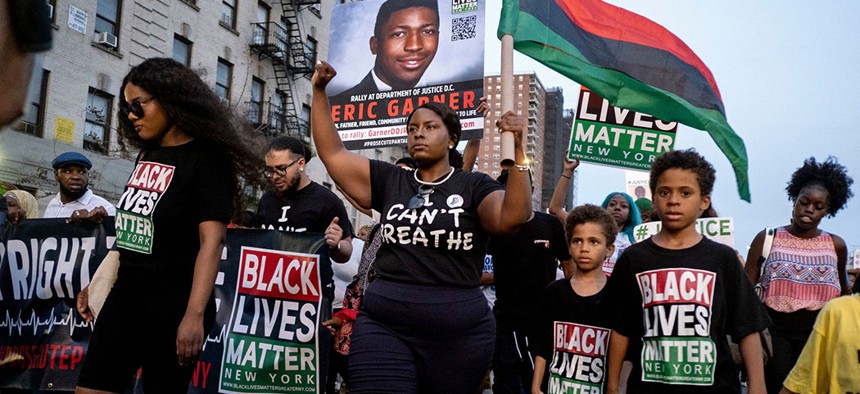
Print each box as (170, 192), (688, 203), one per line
(603, 237), (771, 393)
(257, 182), (354, 237)
(115, 139), (233, 286)
(257, 181), (353, 300)
(534, 278), (611, 393)
(489, 211), (570, 327)
(369, 160), (502, 287)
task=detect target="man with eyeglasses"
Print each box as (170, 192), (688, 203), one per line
(257, 136), (354, 263)
(43, 151), (116, 219)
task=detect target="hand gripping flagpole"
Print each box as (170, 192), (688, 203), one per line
(500, 34), (515, 167)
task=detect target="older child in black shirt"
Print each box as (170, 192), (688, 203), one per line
(604, 149), (770, 394)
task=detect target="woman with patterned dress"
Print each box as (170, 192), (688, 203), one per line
(745, 157), (853, 394)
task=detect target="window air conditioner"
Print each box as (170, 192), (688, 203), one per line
(94, 31), (118, 48)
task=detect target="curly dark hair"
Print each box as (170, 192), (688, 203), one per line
(786, 157), (853, 217)
(565, 204), (618, 247)
(649, 149), (716, 197)
(405, 102), (463, 168)
(117, 57), (265, 211)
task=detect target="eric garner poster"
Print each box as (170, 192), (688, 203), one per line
(569, 87), (678, 170)
(326, 0), (485, 150)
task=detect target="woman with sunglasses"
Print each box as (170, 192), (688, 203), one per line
(311, 61), (532, 393)
(75, 58), (262, 393)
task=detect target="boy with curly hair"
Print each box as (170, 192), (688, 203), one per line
(531, 204), (617, 394)
(604, 149), (771, 394)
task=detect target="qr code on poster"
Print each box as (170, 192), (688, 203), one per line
(451, 15), (476, 41)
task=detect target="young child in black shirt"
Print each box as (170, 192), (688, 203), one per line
(532, 204), (619, 394)
(604, 149), (770, 394)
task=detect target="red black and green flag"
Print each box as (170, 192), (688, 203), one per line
(499, 0), (751, 201)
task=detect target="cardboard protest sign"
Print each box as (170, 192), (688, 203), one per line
(569, 87), (677, 170)
(326, 0), (485, 149)
(633, 217), (735, 248)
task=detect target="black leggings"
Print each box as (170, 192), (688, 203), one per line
(348, 279), (495, 394)
(764, 308), (818, 394)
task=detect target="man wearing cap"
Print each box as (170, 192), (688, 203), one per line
(43, 152), (116, 219)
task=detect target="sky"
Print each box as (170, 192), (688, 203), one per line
(481, 1), (860, 255)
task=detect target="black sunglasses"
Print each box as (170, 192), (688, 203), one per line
(120, 96), (155, 119)
(407, 185), (435, 209)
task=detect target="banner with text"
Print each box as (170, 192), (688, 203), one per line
(0, 225), (330, 393)
(0, 218), (114, 390)
(632, 217), (735, 248)
(569, 87), (677, 170)
(189, 230), (330, 394)
(326, 0), (485, 149)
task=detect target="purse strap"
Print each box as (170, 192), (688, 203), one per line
(758, 227), (775, 276)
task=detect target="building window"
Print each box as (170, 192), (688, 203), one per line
(493, 153), (500, 160)
(221, 0), (237, 29)
(248, 77), (264, 124)
(13, 69), (49, 137)
(216, 58), (232, 101)
(494, 145), (500, 151)
(95, 0), (121, 38)
(85, 88), (112, 155)
(173, 35), (192, 66)
(270, 90), (285, 132)
(256, 1), (269, 23)
(493, 136), (500, 142)
(300, 104), (311, 136)
(305, 36), (317, 65)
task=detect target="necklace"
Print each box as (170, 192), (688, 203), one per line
(413, 167), (455, 186)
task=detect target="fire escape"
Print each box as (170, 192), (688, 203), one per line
(249, 0), (319, 140)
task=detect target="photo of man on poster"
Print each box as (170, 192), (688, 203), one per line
(339, 0), (440, 97)
(327, 0), (485, 150)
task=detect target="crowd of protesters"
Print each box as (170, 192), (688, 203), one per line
(1, 53), (857, 394)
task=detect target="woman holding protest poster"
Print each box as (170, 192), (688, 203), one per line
(745, 157), (853, 394)
(75, 58), (262, 393)
(310, 60), (532, 393)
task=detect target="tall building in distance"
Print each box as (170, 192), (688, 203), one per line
(542, 87), (570, 211)
(476, 73), (546, 211)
